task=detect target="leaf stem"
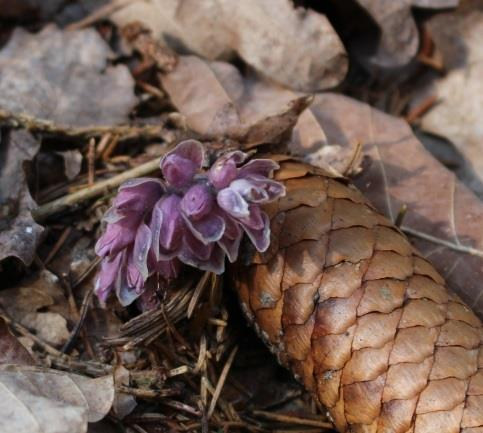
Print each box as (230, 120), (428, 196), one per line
(402, 226), (483, 258)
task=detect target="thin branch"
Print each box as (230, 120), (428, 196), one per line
(0, 109), (169, 142)
(33, 156), (163, 221)
(251, 411), (333, 429)
(61, 287), (95, 354)
(208, 346), (238, 418)
(402, 226), (483, 258)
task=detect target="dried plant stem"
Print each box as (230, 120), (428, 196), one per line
(33, 156), (163, 221)
(252, 411), (333, 429)
(117, 385), (181, 399)
(44, 226), (72, 264)
(207, 346), (238, 418)
(61, 286), (95, 354)
(402, 226), (483, 258)
(0, 109), (168, 141)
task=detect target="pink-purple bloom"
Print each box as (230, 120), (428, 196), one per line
(95, 140), (285, 306)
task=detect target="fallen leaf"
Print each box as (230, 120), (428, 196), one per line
(0, 364), (114, 432)
(353, 0), (458, 69)
(419, 3), (483, 197)
(112, 365), (137, 418)
(0, 318), (34, 365)
(161, 55), (483, 318)
(0, 25), (137, 127)
(0, 130), (43, 265)
(0, 270), (71, 347)
(112, 0), (347, 91)
(56, 150), (83, 181)
(161, 56), (313, 147)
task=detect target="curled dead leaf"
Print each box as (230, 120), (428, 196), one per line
(112, 0), (347, 91)
(0, 365), (114, 433)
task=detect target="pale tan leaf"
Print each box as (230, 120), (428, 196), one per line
(354, 0), (458, 69)
(112, 0), (347, 91)
(161, 56), (313, 147)
(0, 365), (114, 433)
(420, 5), (483, 196)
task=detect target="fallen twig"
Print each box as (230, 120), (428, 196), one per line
(0, 109), (169, 142)
(208, 346), (238, 418)
(402, 226), (483, 258)
(251, 411), (333, 429)
(33, 156), (163, 221)
(61, 286), (95, 354)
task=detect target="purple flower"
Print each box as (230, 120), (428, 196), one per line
(95, 140), (285, 307)
(94, 178), (177, 305)
(160, 139), (204, 188)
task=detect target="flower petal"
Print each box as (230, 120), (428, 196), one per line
(95, 218), (138, 257)
(153, 258), (181, 280)
(241, 210), (271, 252)
(95, 252), (124, 302)
(116, 276), (141, 306)
(209, 151), (247, 189)
(238, 159), (279, 178)
(161, 140), (204, 187)
(158, 195), (185, 251)
(247, 175), (286, 202)
(180, 183), (214, 220)
(183, 212), (225, 244)
(133, 223), (152, 281)
(229, 178), (269, 203)
(116, 178), (164, 213)
(182, 231), (214, 261)
(179, 243), (225, 274)
(216, 215), (242, 262)
(238, 204), (265, 230)
(217, 188), (249, 218)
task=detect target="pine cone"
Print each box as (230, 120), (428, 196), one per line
(231, 157), (483, 433)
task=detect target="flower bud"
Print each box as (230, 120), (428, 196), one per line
(180, 183), (214, 220)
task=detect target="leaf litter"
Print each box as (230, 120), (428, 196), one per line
(0, 1), (482, 432)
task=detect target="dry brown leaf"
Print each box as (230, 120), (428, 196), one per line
(112, 365), (137, 418)
(56, 150), (83, 181)
(0, 130), (43, 265)
(0, 364), (114, 433)
(112, 0), (347, 91)
(0, 25), (137, 127)
(0, 318), (34, 365)
(0, 270), (71, 346)
(161, 56), (313, 147)
(354, 0), (458, 69)
(419, 3), (483, 196)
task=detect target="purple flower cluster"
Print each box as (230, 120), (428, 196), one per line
(95, 140), (285, 306)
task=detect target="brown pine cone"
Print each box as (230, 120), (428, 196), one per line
(231, 157), (483, 433)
